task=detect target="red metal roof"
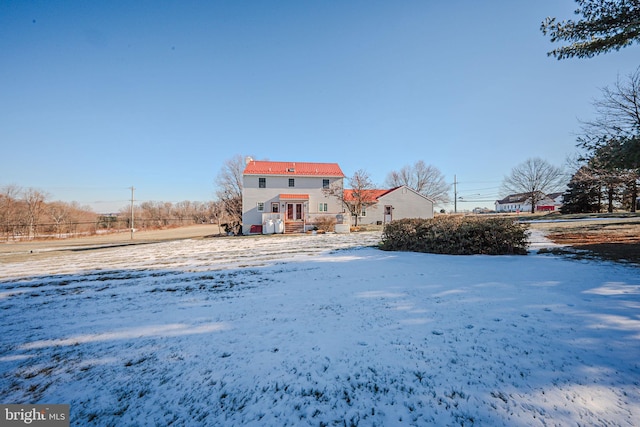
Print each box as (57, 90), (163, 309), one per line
(279, 194), (310, 200)
(343, 188), (396, 202)
(243, 161), (344, 177)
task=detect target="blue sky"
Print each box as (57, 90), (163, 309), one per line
(1, 1), (638, 213)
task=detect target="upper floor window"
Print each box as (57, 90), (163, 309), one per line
(323, 179), (330, 189)
(318, 203), (328, 212)
(257, 202), (265, 212)
(259, 178), (266, 188)
(288, 178), (295, 187)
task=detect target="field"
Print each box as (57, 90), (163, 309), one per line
(0, 224), (223, 263)
(527, 216), (640, 265)
(0, 221), (639, 426)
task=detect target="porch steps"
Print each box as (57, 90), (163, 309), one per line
(285, 222), (305, 234)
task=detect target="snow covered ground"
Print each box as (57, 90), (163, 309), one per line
(1, 231), (638, 426)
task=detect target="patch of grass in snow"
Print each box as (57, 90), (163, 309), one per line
(123, 354), (154, 367)
(144, 269), (272, 295)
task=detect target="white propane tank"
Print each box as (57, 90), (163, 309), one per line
(263, 219), (275, 234)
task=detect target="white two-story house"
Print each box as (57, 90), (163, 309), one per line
(242, 159), (345, 234)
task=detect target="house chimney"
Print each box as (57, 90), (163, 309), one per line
(245, 156), (254, 165)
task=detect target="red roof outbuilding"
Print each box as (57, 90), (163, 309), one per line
(343, 188), (398, 202)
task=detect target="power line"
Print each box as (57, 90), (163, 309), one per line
(461, 186), (502, 192)
(130, 186), (135, 240)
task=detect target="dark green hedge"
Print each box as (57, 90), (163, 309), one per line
(379, 216), (529, 255)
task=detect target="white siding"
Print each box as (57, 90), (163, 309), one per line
(242, 175), (343, 234)
(356, 186), (434, 225)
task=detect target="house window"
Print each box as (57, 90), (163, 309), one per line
(271, 202), (279, 213)
(257, 202), (264, 212)
(259, 178), (266, 188)
(322, 179), (330, 189)
(361, 207), (367, 217)
(318, 203), (328, 212)
(288, 178), (295, 187)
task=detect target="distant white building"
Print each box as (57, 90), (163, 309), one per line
(495, 192), (563, 213)
(536, 192), (564, 212)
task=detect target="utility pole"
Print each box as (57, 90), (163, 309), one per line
(453, 175), (457, 213)
(130, 186), (135, 240)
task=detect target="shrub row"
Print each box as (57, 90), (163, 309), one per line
(380, 216), (529, 255)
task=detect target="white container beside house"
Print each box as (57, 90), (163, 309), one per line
(263, 219), (275, 234)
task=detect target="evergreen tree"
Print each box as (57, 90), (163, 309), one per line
(541, 0), (640, 59)
(561, 167), (601, 213)
(577, 67), (640, 211)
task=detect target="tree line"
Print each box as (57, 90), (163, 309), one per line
(0, 186), (97, 241)
(0, 185), (237, 241)
(561, 66), (639, 213)
(119, 200), (231, 231)
(540, 1), (640, 214)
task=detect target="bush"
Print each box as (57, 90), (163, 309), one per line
(380, 216), (529, 255)
(313, 215), (337, 232)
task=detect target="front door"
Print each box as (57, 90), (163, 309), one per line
(384, 205), (393, 223)
(286, 203), (304, 221)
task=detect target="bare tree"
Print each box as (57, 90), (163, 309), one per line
(345, 169), (377, 226)
(215, 154), (246, 234)
(48, 201), (71, 238)
(385, 160), (450, 205)
(1, 185), (21, 240)
(23, 188), (48, 239)
(322, 169), (378, 226)
(190, 201), (210, 224)
(174, 200), (192, 223)
(579, 67), (640, 154)
(207, 200), (227, 233)
(578, 67), (640, 210)
(502, 158), (566, 213)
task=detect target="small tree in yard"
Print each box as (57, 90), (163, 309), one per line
(323, 169), (378, 227)
(344, 170), (377, 227)
(502, 158), (566, 214)
(208, 200), (228, 234)
(215, 155), (245, 234)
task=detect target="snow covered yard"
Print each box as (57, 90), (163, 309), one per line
(1, 231), (639, 426)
